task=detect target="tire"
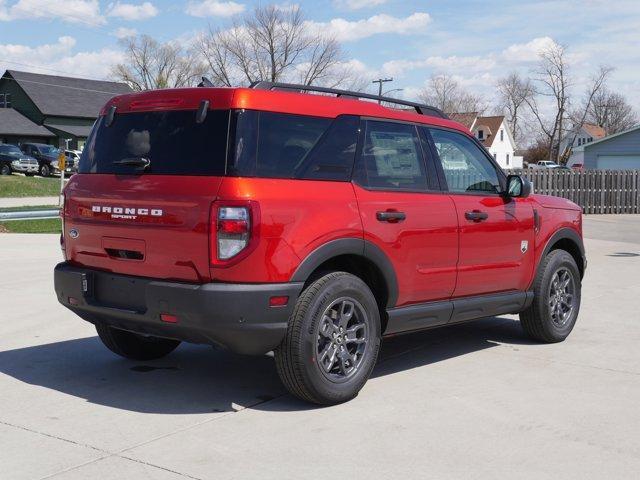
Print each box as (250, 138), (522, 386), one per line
(95, 323), (180, 360)
(275, 272), (381, 405)
(39, 164), (51, 177)
(520, 250), (581, 343)
(0, 164), (11, 175)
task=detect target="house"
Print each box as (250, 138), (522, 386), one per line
(449, 112), (523, 169)
(0, 70), (131, 149)
(567, 124), (640, 170)
(559, 123), (607, 160)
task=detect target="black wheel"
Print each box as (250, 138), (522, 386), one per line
(0, 163), (10, 175)
(95, 323), (180, 360)
(39, 164), (51, 177)
(520, 250), (581, 343)
(275, 272), (381, 405)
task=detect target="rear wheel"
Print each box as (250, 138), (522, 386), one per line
(520, 250), (581, 342)
(39, 164), (51, 177)
(275, 272), (381, 405)
(0, 164), (10, 175)
(96, 323), (180, 360)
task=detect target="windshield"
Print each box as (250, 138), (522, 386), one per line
(0, 145), (23, 156)
(39, 145), (60, 155)
(80, 110), (229, 175)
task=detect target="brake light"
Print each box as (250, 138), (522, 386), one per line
(210, 202), (259, 266)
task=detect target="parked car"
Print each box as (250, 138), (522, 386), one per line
(20, 143), (61, 177)
(64, 150), (81, 174)
(532, 160), (561, 169)
(54, 83), (586, 405)
(0, 144), (39, 176)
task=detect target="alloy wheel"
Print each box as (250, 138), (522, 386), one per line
(548, 268), (575, 327)
(316, 297), (369, 382)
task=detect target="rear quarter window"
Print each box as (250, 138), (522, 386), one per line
(80, 110), (230, 175)
(229, 111), (359, 181)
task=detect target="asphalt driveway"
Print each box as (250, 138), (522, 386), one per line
(1, 216), (639, 479)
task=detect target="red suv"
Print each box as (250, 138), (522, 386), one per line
(54, 82), (586, 405)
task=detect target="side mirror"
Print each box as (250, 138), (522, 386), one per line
(505, 174), (532, 198)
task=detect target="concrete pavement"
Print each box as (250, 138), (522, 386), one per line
(0, 216), (639, 479)
(0, 196), (59, 208)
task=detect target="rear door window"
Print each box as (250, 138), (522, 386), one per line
(354, 120), (428, 191)
(79, 110), (230, 175)
(229, 111), (359, 181)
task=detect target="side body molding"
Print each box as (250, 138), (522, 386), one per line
(290, 238), (399, 308)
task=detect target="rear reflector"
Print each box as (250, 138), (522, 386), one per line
(269, 296), (289, 307)
(160, 313), (179, 323)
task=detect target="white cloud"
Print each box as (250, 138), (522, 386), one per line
(305, 12), (431, 42)
(112, 26), (137, 38)
(501, 36), (557, 63)
(186, 0), (245, 18)
(0, 36), (123, 80)
(107, 2), (158, 21)
(0, 0), (105, 26)
(332, 0), (387, 10)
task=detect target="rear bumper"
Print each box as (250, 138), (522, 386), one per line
(54, 262), (303, 355)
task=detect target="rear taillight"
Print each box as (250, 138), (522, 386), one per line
(60, 192), (66, 260)
(210, 202), (258, 266)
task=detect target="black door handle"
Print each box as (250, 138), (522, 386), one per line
(465, 210), (489, 222)
(376, 211), (406, 223)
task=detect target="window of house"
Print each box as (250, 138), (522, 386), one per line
(477, 130), (484, 139)
(500, 129), (504, 141)
(0, 93), (10, 108)
(588, 137), (593, 142)
(493, 153), (497, 160)
(355, 120), (428, 191)
(506, 153), (510, 166)
(430, 128), (501, 194)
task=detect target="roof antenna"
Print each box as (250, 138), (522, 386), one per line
(198, 77), (214, 88)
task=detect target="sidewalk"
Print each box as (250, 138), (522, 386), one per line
(0, 196), (59, 208)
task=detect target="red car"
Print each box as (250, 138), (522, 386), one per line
(54, 82), (586, 405)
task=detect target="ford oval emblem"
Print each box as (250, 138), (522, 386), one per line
(69, 228), (79, 239)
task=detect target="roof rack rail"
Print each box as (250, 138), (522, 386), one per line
(249, 81), (448, 119)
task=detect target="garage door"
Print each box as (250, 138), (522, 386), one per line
(596, 155), (640, 170)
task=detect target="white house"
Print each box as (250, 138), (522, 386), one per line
(449, 113), (523, 169)
(559, 123), (606, 162)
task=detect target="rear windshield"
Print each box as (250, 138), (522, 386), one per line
(79, 110), (229, 175)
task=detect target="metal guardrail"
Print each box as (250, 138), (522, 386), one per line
(0, 210), (60, 221)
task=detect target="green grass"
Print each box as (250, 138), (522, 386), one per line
(0, 204), (59, 212)
(0, 175), (64, 198)
(0, 218), (61, 233)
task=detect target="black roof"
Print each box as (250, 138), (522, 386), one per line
(2, 70), (132, 119)
(0, 109), (55, 137)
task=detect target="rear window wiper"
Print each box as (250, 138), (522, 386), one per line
(112, 157), (151, 170)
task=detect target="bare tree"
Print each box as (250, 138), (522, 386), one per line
(587, 88), (638, 134)
(524, 43), (571, 162)
(496, 72), (534, 147)
(197, 5), (360, 88)
(112, 35), (205, 90)
(418, 74), (487, 115)
(560, 66), (613, 162)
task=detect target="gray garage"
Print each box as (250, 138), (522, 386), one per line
(573, 125), (640, 170)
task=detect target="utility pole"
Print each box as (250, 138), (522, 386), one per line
(372, 78), (393, 104)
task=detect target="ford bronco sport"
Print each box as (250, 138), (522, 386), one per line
(54, 82), (586, 405)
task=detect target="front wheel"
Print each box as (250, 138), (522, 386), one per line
(520, 250), (581, 342)
(96, 323), (180, 360)
(0, 163), (11, 175)
(275, 272), (381, 405)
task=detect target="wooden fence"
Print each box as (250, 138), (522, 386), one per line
(510, 169), (640, 214)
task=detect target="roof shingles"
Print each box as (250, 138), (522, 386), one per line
(3, 70), (131, 118)
(0, 109), (55, 137)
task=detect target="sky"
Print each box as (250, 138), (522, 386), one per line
(1, 0), (639, 109)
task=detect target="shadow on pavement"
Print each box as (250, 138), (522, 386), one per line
(0, 317), (535, 414)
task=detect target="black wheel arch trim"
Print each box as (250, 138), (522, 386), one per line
(290, 238), (399, 308)
(540, 227), (586, 278)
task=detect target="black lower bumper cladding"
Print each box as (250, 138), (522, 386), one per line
(54, 263), (303, 355)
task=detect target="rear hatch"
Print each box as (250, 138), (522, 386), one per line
(63, 105), (230, 283)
